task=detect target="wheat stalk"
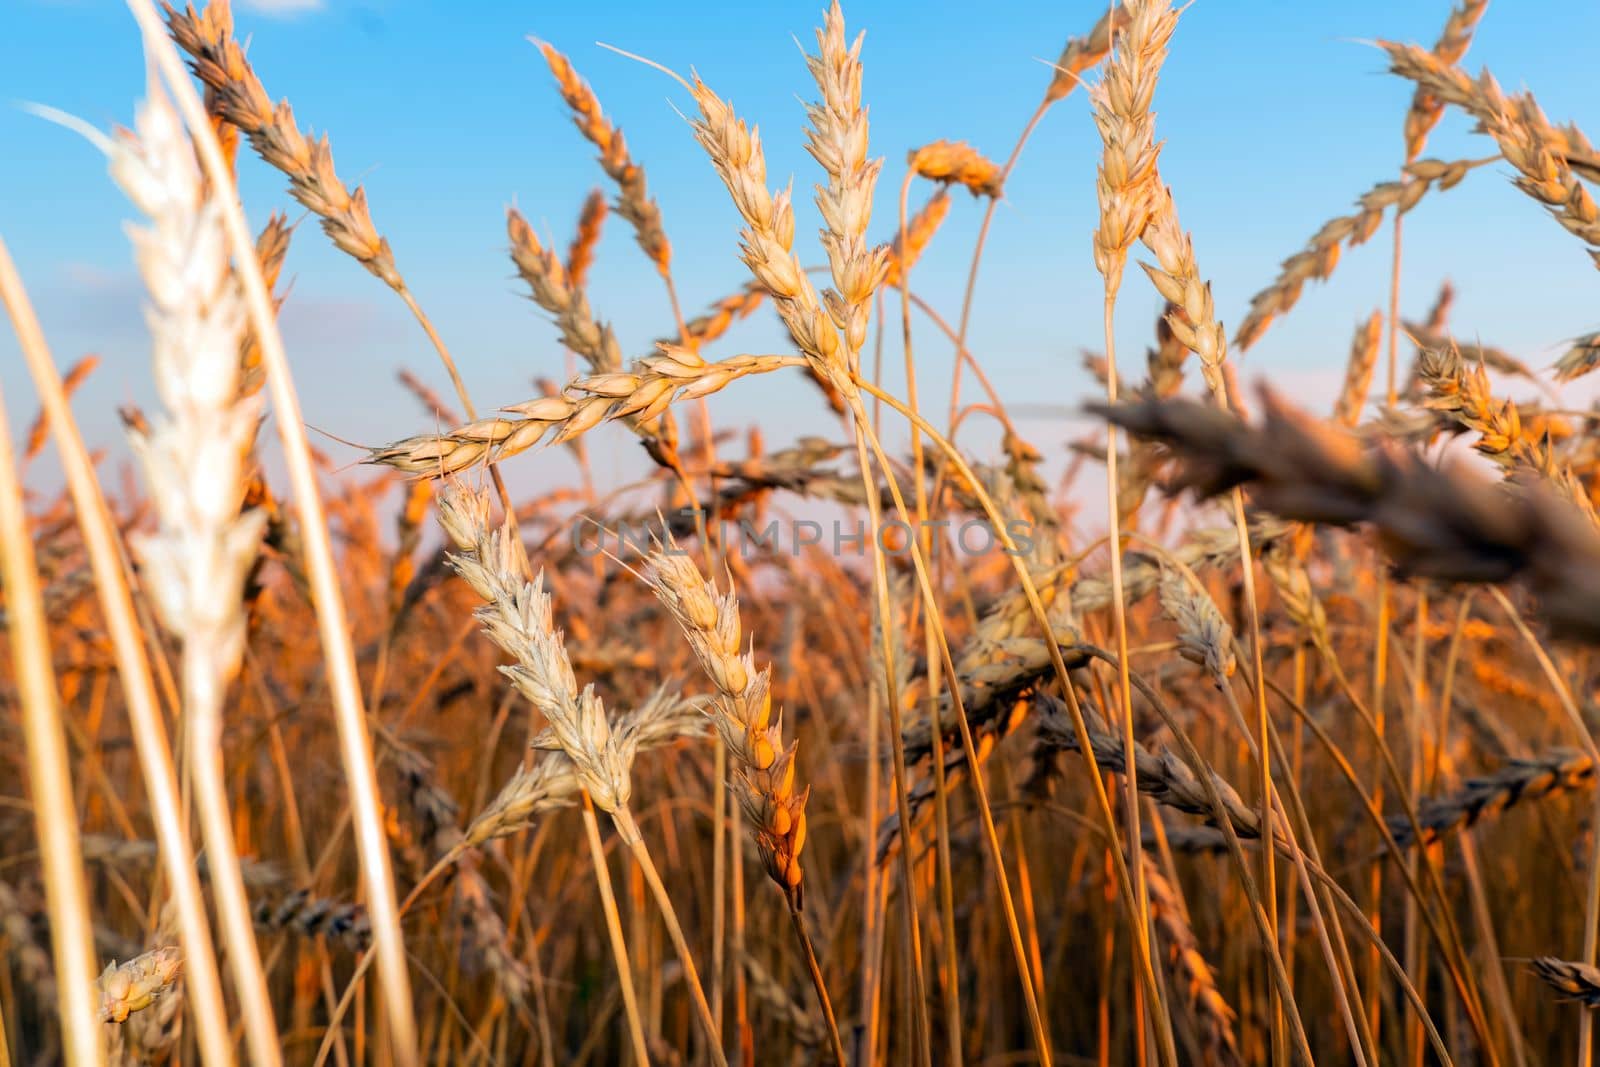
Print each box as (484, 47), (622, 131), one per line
(108, 73), (282, 1067)
(165, 1), (398, 286)
(1335, 312), (1383, 429)
(133, 1), (421, 1051)
(642, 547), (809, 901)
(1391, 749), (1596, 848)
(1417, 343), (1597, 520)
(677, 282), (769, 347)
(1143, 861), (1243, 1067)
(535, 40), (672, 275)
(1534, 957), (1600, 1006)
(884, 189), (952, 289)
(565, 187), (607, 289)
(1234, 158), (1486, 351)
(368, 348), (803, 475)
(1383, 43), (1600, 265)
(642, 543), (847, 1065)
(435, 484), (728, 1065)
(1096, 390), (1600, 641)
(1554, 331), (1600, 383)
(1403, 0), (1490, 162)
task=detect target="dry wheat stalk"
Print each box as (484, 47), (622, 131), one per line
(1088, 0), (1172, 283)
(1554, 331), (1600, 383)
(907, 140), (1004, 198)
(536, 40), (671, 274)
(1403, 0), (1490, 162)
(1143, 860), (1243, 1067)
(884, 188), (952, 289)
(252, 888), (371, 954)
(741, 952), (827, 1047)
(1418, 344), (1527, 463)
(96, 948), (183, 1024)
(902, 519), (1286, 772)
(1234, 158), (1484, 351)
(114, 919), (184, 1066)
(368, 347), (802, 475)
(1261, 538), (1329, 646)
(108, 73), (282, 1065)
(1417, 344), (1597, 520)
(1034, 694), (1265, 840)
(1533, 957), (1600, 1006)
(507, 207), (625, 375)
(464, 687), (705, 849)
(1145, 303), (1190, 398)
(1158, 572), (1236, 679)
(22, 355), (98, 464)
(683, 33), (850, 394)
(1139, 185), (1227, 395)
(1047, 4), (1129, 102)
(463, 752), (584, 851)
(676, 282), (768, 348)
(1119, 307), (1190, 524)
(447, 855), (530, 1006)
(433, 486), (725, 1060)
(1384, 42), (1600, 265)
(804, 1), (889, 371)
(1404, 332), (1532, 392)
(436, 485), (633, 822)
(1335, 312), (1383, 428)
(566, 187), (607, 290)
(1095, 390), (1600, 641)
(166, 1), (402, 289)
(107, 845), (373, 958)
(396, 368), (461, 427)
(1389, 749), (1596, 848)
(112, 83), (262, 681)
(237, 210), (291, 397)
(643, 546), (810, 903)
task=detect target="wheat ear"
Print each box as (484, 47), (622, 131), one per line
(110, 74), (282, 1067)
(1383, 43), (1600, 265)
(96, 947), (184, 1024)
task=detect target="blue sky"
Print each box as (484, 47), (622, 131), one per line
(3, 0), (1598, 497)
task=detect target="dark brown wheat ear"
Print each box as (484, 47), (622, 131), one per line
(1093, 388), (1600, 642)
(1533, 957), (1600, 1006)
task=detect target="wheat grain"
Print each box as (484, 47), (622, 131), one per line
(1046, 4), (1129, 102)
(1234, 158), (1485, 350)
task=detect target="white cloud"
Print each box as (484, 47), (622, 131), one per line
(239, 0), (325, 15)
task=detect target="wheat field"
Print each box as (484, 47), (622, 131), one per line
(4, 0), (1600, 1064)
